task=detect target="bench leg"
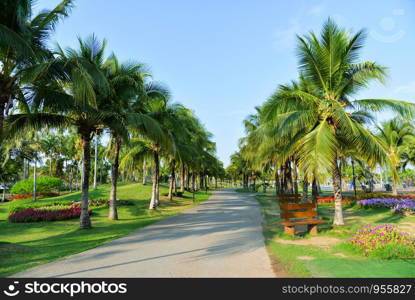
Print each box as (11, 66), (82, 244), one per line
(284, 226), (295, 236)
(308, 224), (318, 235)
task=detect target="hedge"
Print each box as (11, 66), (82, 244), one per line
(10, 177), (63, 196)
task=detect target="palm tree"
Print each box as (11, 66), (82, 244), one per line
(0, 0), (73, 143)
(101, 55), (164, 219)
(5, 36), (119, 229)
(377, 119), (415, 195)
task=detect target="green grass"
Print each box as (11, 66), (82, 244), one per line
(0, 183), (211, 277)
(254, 193), (415, 278)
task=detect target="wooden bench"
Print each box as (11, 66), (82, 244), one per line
(279, 202), (326, 236)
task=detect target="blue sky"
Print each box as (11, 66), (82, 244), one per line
(36, 0), (415, 166)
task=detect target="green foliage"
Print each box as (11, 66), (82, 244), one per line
(10, 177), (63, 196)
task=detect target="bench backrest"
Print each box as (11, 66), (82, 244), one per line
(277, 193), (301, 204)
(280, 203), (317, 221)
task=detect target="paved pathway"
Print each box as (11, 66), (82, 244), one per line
(14, 190), (275, 278)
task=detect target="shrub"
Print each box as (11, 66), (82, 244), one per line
(8, 206), (90, 223)
(348, 224), (415, 258)
(10, 177), (63, 196)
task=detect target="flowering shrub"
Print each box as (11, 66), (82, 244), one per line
(12, 194), (35, 199)
(8, 206), (90, 223)
(391, 201), (415, 215)
(358, 198), (415, 215)
(348, 224), (415, 258)
(358, 193), (415, 199)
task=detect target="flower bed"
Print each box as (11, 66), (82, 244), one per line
(12, 194), (35, 200)
(318, 193), (415, 206)
(318, 195), (354, 204)
(8, 206), (90, 223)
(348, 224), (415, 258)
(358, 193), (415, 200)
(358, 198), (415, 215)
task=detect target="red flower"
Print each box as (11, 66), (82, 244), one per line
(8, 206), (91, 223)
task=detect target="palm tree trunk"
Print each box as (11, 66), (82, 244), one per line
(199, 173), (204, 189)
(333, 157), (344, 226)
(23, 158), (27, 179)
(168, 160), (175, 201)
(275, 169), (280, 195)
(192, 172), (196, 191)
(80, 132), (92, 229)
(142, 159), (147, 185)
(1, 181), (5, 202)
(351, 159), (357, 197)
(0, 101), (5, 145)
(93, 137), (98, 190)
(302, 177), (308, 202)
(33, 160), (37, 202)
(174, 173), (178, 194)
(392, 182), (398, 195)
(292, 160), (298, 194)
(180, 164), (185, 192)
(109, 135), (121, 220)
(186, 168), (190, 190)
(149, 150), (159, 209)
(286, 162), (293, 193)
(312, 178), (318, 203)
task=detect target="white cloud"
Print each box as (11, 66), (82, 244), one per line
(394, 81), (415, 94)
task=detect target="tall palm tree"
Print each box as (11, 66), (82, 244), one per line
(377, 119), (415, 195)
(101, 54), (164, 219)
(5, 36), (118, 229)
(0, 0), (73, 143)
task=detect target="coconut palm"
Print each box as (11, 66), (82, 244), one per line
(377, 119), (415, 195)
(0, 0), (73, 143)
(5, 36), (121, 228)
(101, 54), (165, 219)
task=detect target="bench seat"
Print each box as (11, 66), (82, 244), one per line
(280, 219), (326, 226)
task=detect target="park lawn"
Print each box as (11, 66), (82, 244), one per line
(0, 183), (211, 277)
(255, 193), (415, 278)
